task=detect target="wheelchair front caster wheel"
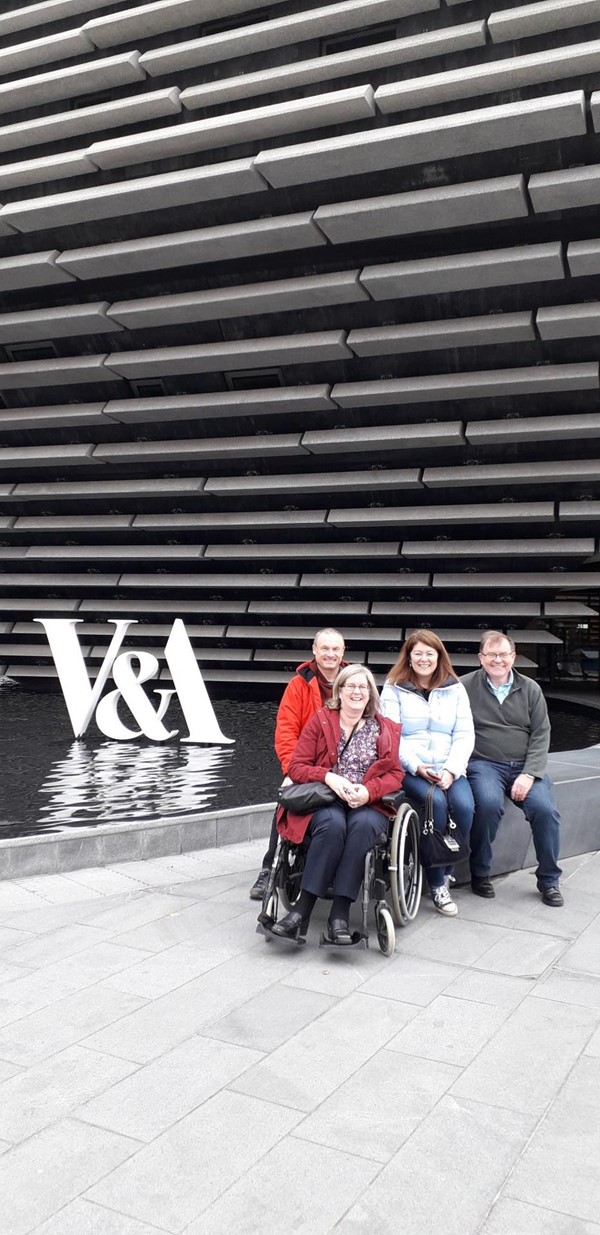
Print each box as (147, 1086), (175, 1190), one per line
(376, 906), (395, 956)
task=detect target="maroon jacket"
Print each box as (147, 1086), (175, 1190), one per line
(277, 707), (404, 844)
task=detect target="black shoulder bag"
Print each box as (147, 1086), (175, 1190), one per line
(418, 785), (470, 867)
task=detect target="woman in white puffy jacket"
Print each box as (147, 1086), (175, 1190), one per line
(381, 630), (475, 917)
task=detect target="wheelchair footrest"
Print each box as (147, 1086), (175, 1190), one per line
(318, 929), (367, 950)
(257, 917), (307, 946)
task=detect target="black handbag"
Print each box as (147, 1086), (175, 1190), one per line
(418, 785), (470, 868)
(277, 781), (336, 813)
(277, 721), (360, 814)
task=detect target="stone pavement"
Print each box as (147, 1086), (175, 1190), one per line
(0, 839), (599, 1235)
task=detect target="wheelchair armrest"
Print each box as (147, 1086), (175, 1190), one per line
(382, 791), (407, 810)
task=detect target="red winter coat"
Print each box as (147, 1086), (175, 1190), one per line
(274, 659), (347, 775)
(277, 707), (404, 843)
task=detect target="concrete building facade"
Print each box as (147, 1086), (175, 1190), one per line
(1, 0), (600, 689)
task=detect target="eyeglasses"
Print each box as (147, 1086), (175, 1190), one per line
(481, 652), (514, 660)
(341, 684), (369, 692)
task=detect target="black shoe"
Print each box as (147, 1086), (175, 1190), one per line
(326, 917), (353, 945)
(471, 875), (495, 899)
(537, 884), (564, 907)
(271, 910), (308, 938)
(249, 868), (271, 901)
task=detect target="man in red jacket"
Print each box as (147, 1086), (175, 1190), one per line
(249, 628), (346, 899)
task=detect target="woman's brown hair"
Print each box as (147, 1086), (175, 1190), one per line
(387, 629), (458, 691)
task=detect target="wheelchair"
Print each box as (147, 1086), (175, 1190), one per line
(257, 792), (422, 955)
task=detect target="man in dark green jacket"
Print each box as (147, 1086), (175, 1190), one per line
(462, 631), (563, 907)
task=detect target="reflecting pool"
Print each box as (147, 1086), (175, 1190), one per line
(0, 681), (598, 838)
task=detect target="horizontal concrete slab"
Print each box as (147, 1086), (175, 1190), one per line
(432, 571), (600, 587)
(0, 355), (111, 389)
(226, 624), (407, 642)
(424, 459), (600, 486)
(0, 51), (145, 118)
(254, 91), (586, 187)
(488, 0), (600, 42)
(300, 572), (429, 587)
(0, 303), (120, 345)
(360, 242), (565, 300)
(538, 302), (600, 339)
(94, 434), (305, 462)
(89, 0), (335, 48)
(567, 239), (600, 277)
(180, 21), (485, 111)
(375, 40), (600, 112)
(204, 542), (400, 559)
(314, 174), (529, 243)
(328, 501), (555, 526)
(105, 386), (335, 423)
(104, 332), (350, 378)
(0, 404), (107, 431)
(139, 0), (438, 74)
(88, 86), (376, 170)
(0, 250), (75, 291)
(372, 600), (541, 615)
(466, 412), (600, 444)
(56, 213), (326, 279)
(0, 25), (93, 78)
(12, 479), (204, 499)
(108, 272), (367, 330)
(529, 164), (600, 213)
(333, 363), (598, 407)
(0, 87), (181, 155)
(0, 444), (96, 466)
(348, 311), (534, 354)
(404, 538), (593, 556)
(0, 0), (120, 38)
(118, 572), (300, 589)
(302, 422), (465, 452)
(133, 510), (328, 529)
(24, 545), (205, 560)
(3, 160), (266, 234)
(0, 149), (94, 192)
(205, 468), (422, 494)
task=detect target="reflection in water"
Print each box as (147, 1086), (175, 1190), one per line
(39, 740), (234, 828)
(1, 678), (598, 839)
(0, 681), (280, 837)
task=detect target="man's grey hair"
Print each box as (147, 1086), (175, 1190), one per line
(479, 630), (516, 654)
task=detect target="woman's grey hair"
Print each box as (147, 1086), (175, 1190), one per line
(328, 664), (380, 718)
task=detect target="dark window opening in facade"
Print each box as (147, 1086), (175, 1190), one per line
(129, 379), (168, 398)
(321, 23), (400, 55)
(5, 341), (58, 363)
(225, 368), (285, 391)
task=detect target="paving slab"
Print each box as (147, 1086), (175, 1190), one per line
(0, 836), (597, 1235)
(336, 1095), (535, 1234)
(505, 1055), (600, 1223)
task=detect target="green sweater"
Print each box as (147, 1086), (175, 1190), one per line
(461, 669), (550, 779)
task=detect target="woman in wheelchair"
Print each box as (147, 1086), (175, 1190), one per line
(272, 664), (404, 944)
(381, 631), (475, 918)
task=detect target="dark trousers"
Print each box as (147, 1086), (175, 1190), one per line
(468, 758), (562, 887)
(261, 809), (278, 869)
(301, 802), (384, 901)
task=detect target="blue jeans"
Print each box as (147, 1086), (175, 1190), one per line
(402, 773), (474, 890)
(302, 802), (385, 901)
(467, 758), (562, 888)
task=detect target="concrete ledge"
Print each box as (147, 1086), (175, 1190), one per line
(0, 802), (274, 881)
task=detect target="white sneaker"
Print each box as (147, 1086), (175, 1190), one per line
(432, 885), (458, 916)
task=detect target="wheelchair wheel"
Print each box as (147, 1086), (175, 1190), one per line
(375, 905), (395, 957)
(277, 842), (306, 912)
(389, 801), (423, 925)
